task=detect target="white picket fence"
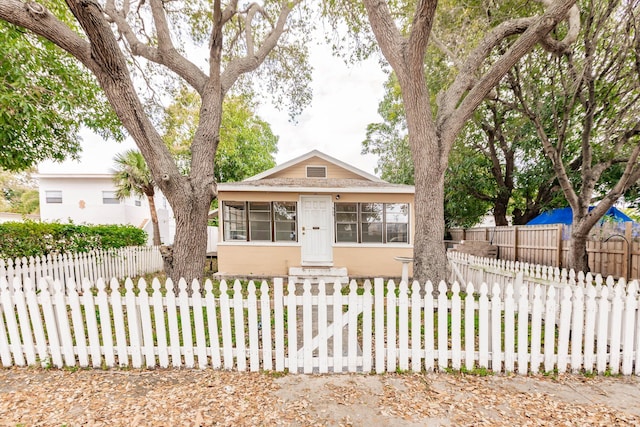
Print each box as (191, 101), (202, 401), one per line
(1, 273), (639, 375)
(0, 246), (163, 290)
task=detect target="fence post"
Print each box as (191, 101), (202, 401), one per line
(513, 226), (518, 262)
(556, 224), (563, 268)
(624, 221), (632, 280)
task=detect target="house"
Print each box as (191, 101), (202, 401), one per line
(37, 172), (175, 245)
(216, 150), (415, 281)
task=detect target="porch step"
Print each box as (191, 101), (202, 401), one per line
(288, 267), (349, 285)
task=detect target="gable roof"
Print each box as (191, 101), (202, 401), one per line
(245, 150), (384, 183)
(218, 150), (414, 194)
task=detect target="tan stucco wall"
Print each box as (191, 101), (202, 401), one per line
(333, 246), (414, 278)
(268, 157), (364, 180)
(217, 244), (414, 278)
(217, 244), (300, 276)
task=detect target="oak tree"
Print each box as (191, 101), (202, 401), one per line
(345, 0), (580, 281)
(0, 0), (310, 283)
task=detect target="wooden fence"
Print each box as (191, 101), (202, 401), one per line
(450, 222), (640, 280)
(0, 246), (163, 289)
(2, 272), (639, 375)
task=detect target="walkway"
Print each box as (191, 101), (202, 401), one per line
(1, 368), (639, 426)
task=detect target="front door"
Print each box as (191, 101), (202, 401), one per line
(300, 196), (333, 265)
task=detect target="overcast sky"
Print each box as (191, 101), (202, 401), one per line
(39, 41), (388, 176)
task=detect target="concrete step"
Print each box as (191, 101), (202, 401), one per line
(288, 266), (349, 285)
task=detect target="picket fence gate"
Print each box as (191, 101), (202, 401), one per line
(0, 246), (163, 290)
(1, 273), (639, 375)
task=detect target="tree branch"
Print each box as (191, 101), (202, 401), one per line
(438, 1), (579, 142)
(220, 0), (300, 94)
(361, 0), (407, 72)
(0, 0), (94, 68)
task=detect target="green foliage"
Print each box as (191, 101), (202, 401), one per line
(0, 22), (123, 171)
(112, 150), (155, 199)
(0, 221), (147, 259)
(162, 89), (278, 182)
(0, 170), (39, 214)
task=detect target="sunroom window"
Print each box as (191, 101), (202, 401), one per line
(222, 201), (297, 242)
(335, 202), (409, 244)
(223, 202), (247, 241)
(274, 202), (297, 241)
(249, 202), (271, 241)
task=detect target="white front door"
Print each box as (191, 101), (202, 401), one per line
(300, 196), (333, 265)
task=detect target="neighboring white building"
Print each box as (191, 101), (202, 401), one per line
(37, 172), (175, 245)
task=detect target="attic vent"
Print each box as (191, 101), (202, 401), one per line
(306, 166), (327, 178)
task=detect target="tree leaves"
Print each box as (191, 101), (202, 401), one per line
(0, 22), (123, 171)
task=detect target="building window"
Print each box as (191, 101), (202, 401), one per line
(135, 198), (142, 207)
(222, 201), (297, 242)
(335, 203), (358, 242)
(361, 203), (383, 243)
(385, 203), (409, 243)
(102, 191), (120, 204)
(249, 202), (272, 241)
(274, 202), (297, 241)
(45, 190), (63, 204)
(335, 202), (409, 244)
(223, 202), (247, 241)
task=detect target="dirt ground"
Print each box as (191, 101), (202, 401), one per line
(1, 368), (639, 426)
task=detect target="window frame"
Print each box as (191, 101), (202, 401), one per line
(222, 201), (298, 243)
(102, 190), (120, 205)
(334, 202), (410, 244)
(45, 190), (63, 204)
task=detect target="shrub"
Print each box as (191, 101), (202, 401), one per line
(0, 221), (147, 259)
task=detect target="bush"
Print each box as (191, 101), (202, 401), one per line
(0, 221), (147, 259)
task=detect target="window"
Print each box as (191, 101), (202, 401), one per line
(361, 203), (383, 243)
(249, 202), (271, 241)
(385, 203), (409, 243)
(223, 202), (247, 240)
(102, 191), (120, 204)
(335, 203), (358, 242)
(274, 202), (297, 241)
(45, 190), (62, 204)
(135, 198), (142, 207)
(335, 202), (409, 244)
(222, 201), (297, 242)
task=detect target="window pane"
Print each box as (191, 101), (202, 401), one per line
(361, 203), (383, 243)
(223, 202), (247, 241)
(335, 203), (358, 243)
(45, 190), (62, 204)
(249, 202), (271, 241)
(274, 202), (296, 241)
(386, 223), (408, 243)
(336, 223), (357, 242)
(385, 203), (409, 243)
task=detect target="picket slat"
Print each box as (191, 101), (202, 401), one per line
(191, 280), (208, 369)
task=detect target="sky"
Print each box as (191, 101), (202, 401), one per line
(38, 42), (388, 177)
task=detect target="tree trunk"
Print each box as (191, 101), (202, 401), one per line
(161, 190), (211, 287)
(403, 79), (448, 284)
(146, 193), (162, 246)
(493, 195), (510, 226)
(567, 227), (590, 273)
(412, 158), (447, 284)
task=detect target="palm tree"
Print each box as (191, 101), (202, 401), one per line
(112, 149), (162, 246)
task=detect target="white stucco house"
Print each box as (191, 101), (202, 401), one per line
(37, 172), (175, 246)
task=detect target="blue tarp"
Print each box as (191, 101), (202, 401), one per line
(527, 206), (633, 225)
